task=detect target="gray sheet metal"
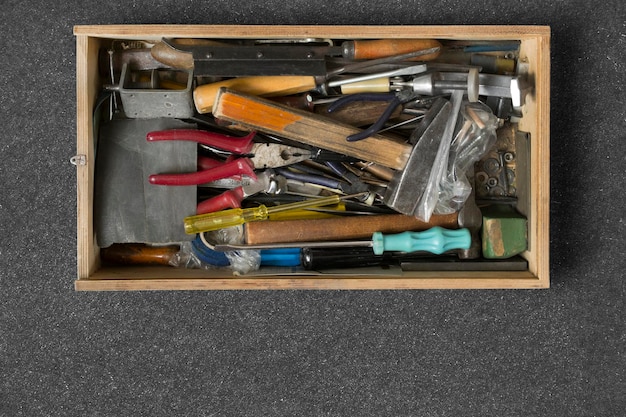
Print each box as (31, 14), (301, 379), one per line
(95, 118), (197, 247)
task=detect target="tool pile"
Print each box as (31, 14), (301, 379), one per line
(95, 36), (531, 274)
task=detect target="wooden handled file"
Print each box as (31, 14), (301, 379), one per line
(244, 213), (459, 244)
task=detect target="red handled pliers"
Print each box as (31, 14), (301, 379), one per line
(147, 129), (314, 186)
(196, 170), (283, 214)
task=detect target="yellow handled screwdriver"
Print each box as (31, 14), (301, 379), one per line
(184, 194), (361, 234)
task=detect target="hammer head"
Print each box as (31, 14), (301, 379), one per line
(383, 99), (451, 215)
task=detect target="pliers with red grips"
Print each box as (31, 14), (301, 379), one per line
(147, 129), (313, 186)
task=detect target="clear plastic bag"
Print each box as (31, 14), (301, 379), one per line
(211, 226), (261, 275)
(414, 90), (464, 222)
(224, 250), (261, 276)
(414, 94), (498, 221)
(434, 101), (498, 214)
(168, 226), (261, 275)
(168, 240), (208, 269)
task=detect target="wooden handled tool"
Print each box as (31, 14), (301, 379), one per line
(194, 76), (317, 113)
(150, 38), (237, 70)
(150, 40), (193, 70)
(244, 191), (483, 260)
(212, 88), (412, 170)
(344, 39), (441, 60)
(267, 95), (404, 127)
(152, 38), (442, 76)
(244, 213), (459, 244)
(100, 243), (179, 266)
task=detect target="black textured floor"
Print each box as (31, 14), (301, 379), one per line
(1, 1), (625, 415)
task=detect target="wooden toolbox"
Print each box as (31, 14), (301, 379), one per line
(73, 25), (550, 290)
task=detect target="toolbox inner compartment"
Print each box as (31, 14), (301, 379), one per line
(75, 26), (550, 290)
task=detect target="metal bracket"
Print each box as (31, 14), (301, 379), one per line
(106, 63), (194, 119)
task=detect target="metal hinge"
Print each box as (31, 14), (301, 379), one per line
(70, 154), (87, 166)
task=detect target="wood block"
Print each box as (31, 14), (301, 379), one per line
(482, 205), (528, 259)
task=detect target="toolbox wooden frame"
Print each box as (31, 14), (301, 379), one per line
(74, 25), (550, 291)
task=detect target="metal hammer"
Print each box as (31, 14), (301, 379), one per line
(384, 90), (464, 222)
(380, 92), (481, 259)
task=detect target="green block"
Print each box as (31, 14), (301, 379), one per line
(481, 205), (528, 259)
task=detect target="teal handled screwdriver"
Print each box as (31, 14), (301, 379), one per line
(208, 226), (471, 255)
(370, 227), (470, 255)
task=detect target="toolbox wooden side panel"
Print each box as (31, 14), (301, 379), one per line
(517, 34), (551, 287)
(74, 25), (550, 290)
(74, 267), (543, 291)
(73, 25), (550, 41)
(76, 35), (101, 280)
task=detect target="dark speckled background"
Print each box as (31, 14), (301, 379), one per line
(1, 1), (624, 415)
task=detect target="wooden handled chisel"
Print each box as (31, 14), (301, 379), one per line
(211, 88), (412, 170)
(243, 213), (460, 244)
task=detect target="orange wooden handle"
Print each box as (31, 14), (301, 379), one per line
(350, 39), (442, 60)
(212, 88), (412, 170)
(194, 76), (317, 114)
(100, 243), (179, 266)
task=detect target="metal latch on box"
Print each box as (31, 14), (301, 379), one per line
(70, 154), (87, 166)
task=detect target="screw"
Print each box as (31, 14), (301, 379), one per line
(476, 172), (489, 185)
(490, 186), (506, 196)
(483, 158), (501, 175)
